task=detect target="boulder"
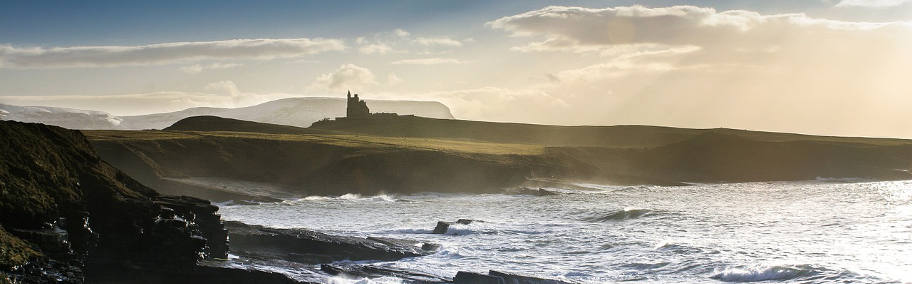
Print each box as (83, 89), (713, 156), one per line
(432, 219), (477, 234)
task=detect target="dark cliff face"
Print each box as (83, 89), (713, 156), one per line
(90, 136), (545, 198)
(0, 121), (227, 283)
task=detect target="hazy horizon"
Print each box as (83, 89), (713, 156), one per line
(2, 0), (911, 138)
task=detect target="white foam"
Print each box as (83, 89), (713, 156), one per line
(710, 265), (815, 282)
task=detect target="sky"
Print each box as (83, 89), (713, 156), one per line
(1, 0), (911, 138)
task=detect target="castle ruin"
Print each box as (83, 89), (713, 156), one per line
(346, 91), (370, 118)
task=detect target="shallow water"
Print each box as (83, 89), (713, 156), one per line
(219, 180), (912, 283)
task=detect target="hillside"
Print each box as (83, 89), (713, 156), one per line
(164, 115), (333, 135)
(0, 97), (454, 130)
(0, 121), (298, 283)
(86, 128), (554, 200)
(81, 116), (912, 201)
(311, 115), (912, 147)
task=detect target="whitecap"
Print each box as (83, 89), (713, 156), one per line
(710, 264), (819, 282)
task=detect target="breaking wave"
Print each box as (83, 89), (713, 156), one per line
(283, 194), (398, 204)
(709, 264), (823, 282)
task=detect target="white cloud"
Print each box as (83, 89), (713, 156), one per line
(487, 5), (904, 51)
(835, 0), (912, 7)
(391, 58), (463, 65)
(394, 29), (411, 37)
(311, 64), (377, 91)
(413, 37), (463, 47)
(359, 43), (393, 55)
(179, 62), (243, 74)
(0, 37), (345, 68)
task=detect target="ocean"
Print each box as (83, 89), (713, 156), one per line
(218, 180), (912, 283)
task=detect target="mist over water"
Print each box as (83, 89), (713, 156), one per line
(219, 180), (912, 283)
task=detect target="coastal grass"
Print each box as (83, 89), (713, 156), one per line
(83, 130), (544, 156)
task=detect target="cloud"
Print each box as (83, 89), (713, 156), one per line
(311, 64), (377, 91)
(413, 37), (463, 47)
(835, 0), (912, 7)
(0, 38), (345, 68)
(179, 62), (242, 74)
(0, 90), (300, 116)
(487, 5), (905, 53)
(394, 29), (411, 37)
(391, 58), (463, 65)
(359, 43), (393, 55)
(550, 46), (701, 82)
(477, 5), (912, 137)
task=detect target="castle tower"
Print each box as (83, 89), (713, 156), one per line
(345, 91), (370, 118)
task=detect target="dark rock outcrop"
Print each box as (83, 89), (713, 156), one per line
(0, 121), (295, 283)
(225, 221), (436, 264)
(320, 264), (449, 283)
(454, 270), (575, 284)
(454, 271), (505, 284)
(511, 187), (559, 196)
(432, 219), (476, 234)
(489, 270), (575, 284)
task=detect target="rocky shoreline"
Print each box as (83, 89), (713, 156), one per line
(1, 121), (573, 283)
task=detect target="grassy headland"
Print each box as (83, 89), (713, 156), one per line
(84, 116), (912, 200)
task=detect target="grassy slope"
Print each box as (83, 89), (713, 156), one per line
(310, 115), (912, 147)
(85, 128), (556, 198)
(84, 116), (912, 200)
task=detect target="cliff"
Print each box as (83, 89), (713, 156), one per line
(83, 116), (912, 203)
(86, 127), (562, 200)
(0, 121), (296, 283)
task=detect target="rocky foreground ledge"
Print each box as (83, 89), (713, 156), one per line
(0, 121), (574, 283)
(224, 221), (437, 264)
(0, 121), (298, 283)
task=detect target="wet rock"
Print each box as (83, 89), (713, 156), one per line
(452, 270), (574, 284)
(432, 219), (477, 234)
(454, 271), (505, 284)
(456, 219), (475, 225)
(89, 264), (307, 284)
(489, 270), (575, 284)
(321, 264), (449, 283)
(432, 221), (450, 234)
(512, 187), (559, 196)
(225, 221), (435, 263)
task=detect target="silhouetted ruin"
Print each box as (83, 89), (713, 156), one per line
(346, 91), (370, 118)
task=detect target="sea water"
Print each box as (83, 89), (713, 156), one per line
(218, 180), (912, 283)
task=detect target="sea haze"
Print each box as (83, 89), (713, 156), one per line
(218, 180), (912, 283)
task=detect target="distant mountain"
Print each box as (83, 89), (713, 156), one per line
(0, 103), (124, 129)
(0, 97), (454, 130)
(121, 97), (454, 129)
